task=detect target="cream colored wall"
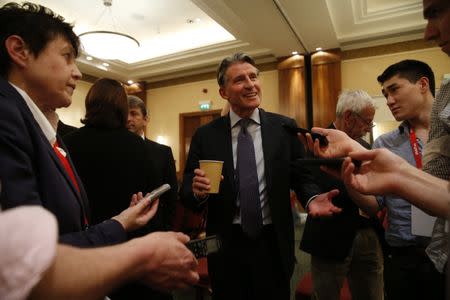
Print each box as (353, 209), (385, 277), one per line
(57, 80), (92, 127)
(146, 70), (279, 171)
(342, 47), (450, 127)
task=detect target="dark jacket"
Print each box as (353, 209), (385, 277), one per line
(0, 78), (126, 247)
(180, 109), (321, 278)
(300, 123), (375, 260)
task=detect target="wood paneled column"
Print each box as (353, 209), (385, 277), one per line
(278, 50), (342, 128)
(311, 50), (341, 127)
(278, 55), (307, 127)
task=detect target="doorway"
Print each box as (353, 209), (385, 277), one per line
(178, 109), (221, 178)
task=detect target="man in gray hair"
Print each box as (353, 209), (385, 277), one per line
(334, 90), (377, 144)
(300, 90), (384, 300)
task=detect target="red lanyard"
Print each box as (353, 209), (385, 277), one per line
(409, 127), (422, 169)
(53, 141), (89, 227)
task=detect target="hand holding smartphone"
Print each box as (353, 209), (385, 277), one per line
(143, 183), (171, 205)
(186, 235), (222, 258)
(282, 124), (328, 146)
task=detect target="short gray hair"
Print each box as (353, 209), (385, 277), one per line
(335, 90), (376, 118)
(127, 95), (147, 117)
(216, 53), (259, 87)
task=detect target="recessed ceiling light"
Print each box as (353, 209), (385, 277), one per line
(292, 51), (298, 55)
(97, 65), (108, 71)
(315, 47), (323, 51)
(102, 62), (110, 67)
(86, 56), (93, 61)
(127, 80), (134, 85)
(186, 18), (194, 24)
(195, 18), (201, 22)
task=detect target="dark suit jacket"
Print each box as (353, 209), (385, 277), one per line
(57, 120), (78, 137)
(180, 109), (320, 278)
(63, 126), (154, 226)
(142, 138), (177, 231)
(300, 123), (373, 260)
(0, 78), (126, 247)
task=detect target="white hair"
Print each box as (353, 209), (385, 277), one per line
(335, 90), (377, 118)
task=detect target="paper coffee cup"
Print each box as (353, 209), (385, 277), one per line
(199, 160), (223, 194)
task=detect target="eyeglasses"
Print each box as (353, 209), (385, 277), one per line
(353, 112), (375, 128)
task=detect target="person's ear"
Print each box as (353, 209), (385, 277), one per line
(5, 35), (31, 68)
(343, 110), (353, 124)
(417, 76), (430, 95)
(219, 87), (229, 100)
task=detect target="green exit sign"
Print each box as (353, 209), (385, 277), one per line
(199, 101), (212, 110)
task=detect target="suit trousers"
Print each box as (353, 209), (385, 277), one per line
(384, 245), (445, 300)
(208, 224), (290, 300)
(311, 227), (384, 300)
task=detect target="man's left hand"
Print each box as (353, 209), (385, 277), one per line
(308, 189), (341, 217)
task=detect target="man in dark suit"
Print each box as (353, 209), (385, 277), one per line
(0, 3), (198, 290)
(127, 95), (178, 232)
(120, 95), (178, 300)
(180, 53), (341, 300)
(300, 90), (384, 300)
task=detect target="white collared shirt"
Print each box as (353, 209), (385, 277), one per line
(230, 108), (272, 225)
(9, 82), (56, 146)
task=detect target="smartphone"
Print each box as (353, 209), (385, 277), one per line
(293, 158), (361, 168)
(282, 124), (328, 146)
(186, 235), (222, 258)
(143, 183), (171, 204)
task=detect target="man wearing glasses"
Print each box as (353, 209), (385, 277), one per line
(300, 90), (384, 300)
(334, 91), (376, 145)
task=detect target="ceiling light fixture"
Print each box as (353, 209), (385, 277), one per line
(315, 47), (323, 51)
(79, 0), (140, 60)
(97, 64), (108, 71)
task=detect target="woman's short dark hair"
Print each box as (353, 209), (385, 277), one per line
(0, 2), (79, 77)
(81, 78), (128, 129)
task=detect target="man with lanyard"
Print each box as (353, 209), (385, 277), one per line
(346, 59), (442, 299)
(302, 2), (450, 296)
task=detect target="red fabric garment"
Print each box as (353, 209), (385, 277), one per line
(53, 141), (88, 227)
(53, 141), (80, 193)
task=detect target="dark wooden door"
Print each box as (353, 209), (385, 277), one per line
(178, 109), (221, 178)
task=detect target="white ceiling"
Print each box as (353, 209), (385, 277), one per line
(1, 0), (426, 83)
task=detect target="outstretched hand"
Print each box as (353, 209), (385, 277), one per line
(308, 189), (342, 217)
(342, 149), (406, 195)
(299, 128), (365, 158)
